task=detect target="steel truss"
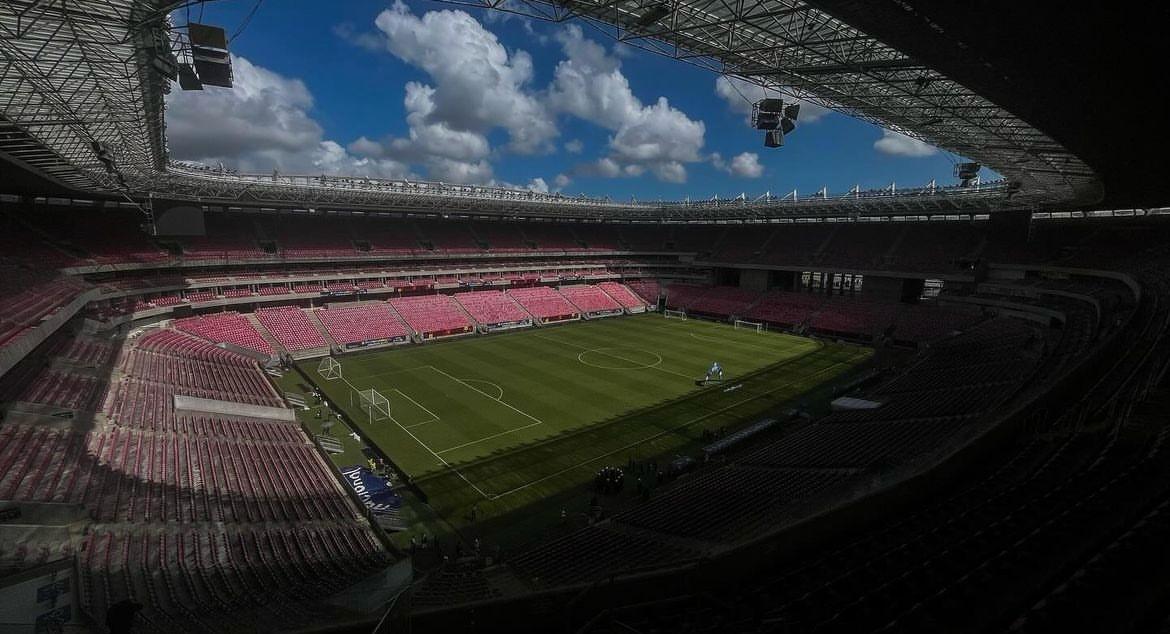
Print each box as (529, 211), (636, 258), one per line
(0, 0), (172, 191)
(434, 0), (1102, 207)
(153, 163), (1014, 221)
(0, 0), (1100, 221)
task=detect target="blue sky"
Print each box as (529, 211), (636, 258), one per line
(167, 0), (984, 199)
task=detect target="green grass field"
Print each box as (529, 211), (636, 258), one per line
(299, 314), (870, 540)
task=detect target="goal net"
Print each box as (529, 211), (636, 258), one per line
(354, 388), (391, 423)
(734, 319), (765, 333)
(317, 357), (342, 381)
(664, 309), (687, 320)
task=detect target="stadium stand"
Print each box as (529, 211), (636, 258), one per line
(389, 295), (474, 338)
(173, 312), (274, 356)
(625, 279), (662, 304)
(597, 281), (649, 310)
(557, 284), (623, 315)
(255, 306), (328, 352)
(314, 303), (411, 347)
(507, 286), (579, 322)
(453, 290), (531, 328)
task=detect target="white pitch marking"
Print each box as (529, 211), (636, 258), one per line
(533, 333), (693, 379)
(339, 375), (490, 500)
(490, 356), (855, 500)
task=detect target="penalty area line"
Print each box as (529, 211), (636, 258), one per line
(339, 375), (491, 500)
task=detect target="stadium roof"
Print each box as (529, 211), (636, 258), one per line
(0, 0), (1157, 219)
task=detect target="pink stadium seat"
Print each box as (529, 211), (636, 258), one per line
(558, 284), (622, 314)
(454, 290), (531, 326)
(507, 286), (578, 321)
(173, 312), (273, 355)
(255, 307), (327, 351)
(315, 303), (411, 345)
(388, 295), (474, 337)
(597, 282), (649, 309)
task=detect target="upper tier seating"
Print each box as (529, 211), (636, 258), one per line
(817, 223), (903, 269)
(573, 224), (621, 250)
(273, 216), (356, 258)
(255, 306), (328, 352)
(418, 220), (480, 253)
(453, 290), (531, 325)
(0, 267), (89, 348)
(558, 284), (622, 313)
(389, 295), (473, 337)
(173, 312), (274, 355)
(507, 286), (579, 321)
(597, 282), (648, 309)
(314, 303), (411, 345)
(31, 210), (169, 264)
(470, 222), (527, 252)
(175, 214), (269, 260)
(618, 225), (666, 250)
(522, 223), (579, 250)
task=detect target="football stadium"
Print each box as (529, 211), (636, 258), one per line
(0, 1), (1166, 633)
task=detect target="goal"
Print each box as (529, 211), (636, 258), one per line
(353, 388), (391, 424)
(664, 309), (687, 320)
(734, 319), (765, 333)
(317, 357), (342, 381)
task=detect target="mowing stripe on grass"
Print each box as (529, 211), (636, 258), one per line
(532, 332), (695, 379)
(340, 372), (492, 500)
(488, 356), (853, 500)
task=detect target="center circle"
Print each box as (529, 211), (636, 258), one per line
(577, 347), (663, 370)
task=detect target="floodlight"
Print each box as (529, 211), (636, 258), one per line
(780, 118), (796, 134)
(783, 103), (800, 121)
(754, 112), (781, 130)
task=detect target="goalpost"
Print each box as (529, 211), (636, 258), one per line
(664, 309), (687, 320)
(353, 388), (391, 424)
(734, 319), (765, 333)
(317, 357), (343, 381)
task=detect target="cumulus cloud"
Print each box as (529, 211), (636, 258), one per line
(165, 56), (412, 178)
(714, 76), (832, 125)
(549, 25), (706, 183)
(873, 129), (939, 157)
(371, 1), (557, 155)
(169, 8), (713, 187)
(711, 151), (764, 178)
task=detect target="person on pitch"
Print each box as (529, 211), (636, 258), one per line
(706, 361), (724, 382)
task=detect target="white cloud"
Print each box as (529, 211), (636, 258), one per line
(526, 177), (549, 193)
(873, 129), (938, 157)
(554, 173), (571, 188)
(371, 1), (557, 155)
(165, 56), (412, 179)
(714, 76), (832, 125)
(549, 25), (706, 183)
(564, 139), (584, 154)
(729, 152), (763, 178)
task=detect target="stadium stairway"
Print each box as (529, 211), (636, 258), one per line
(450, 296), (482, 329)
(304, 309), (341, 351)
(811, 223), (841, 261)
(244, 313), (285, 354)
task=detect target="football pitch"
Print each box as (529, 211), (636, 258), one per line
(300, 314), (871, 529)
